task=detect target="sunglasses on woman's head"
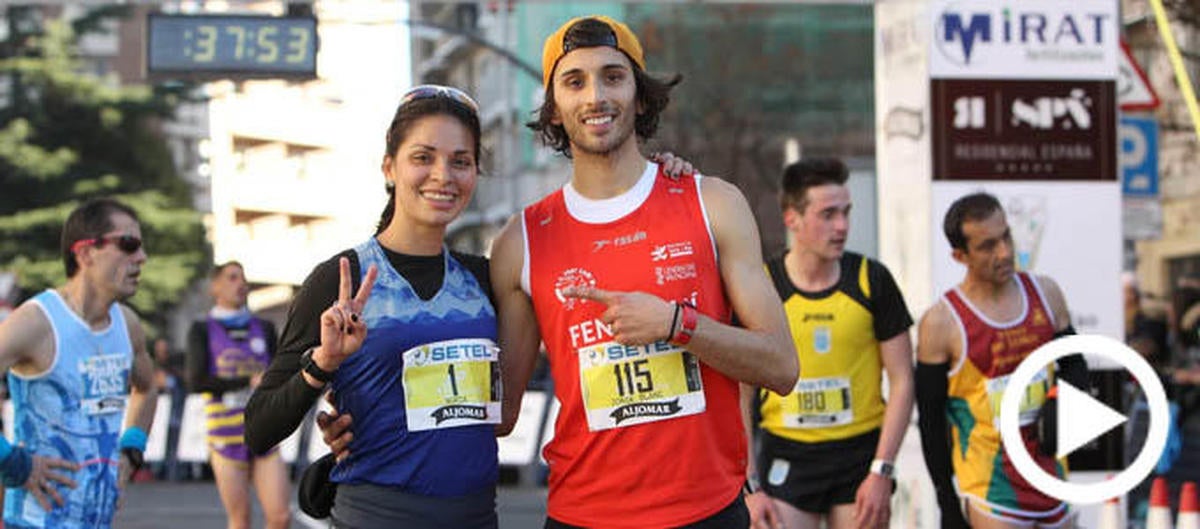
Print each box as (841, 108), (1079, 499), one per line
(400, 85), (480, 114)
(71, 235), (143, 255)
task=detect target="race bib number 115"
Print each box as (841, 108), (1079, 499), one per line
(578, 340), (705, 431)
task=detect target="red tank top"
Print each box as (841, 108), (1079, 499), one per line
(942, 272), (1064, 514)
(944, 273), (1058, 380)
(524, 168), (744, 527)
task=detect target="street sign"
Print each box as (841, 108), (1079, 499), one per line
(1119, 40), (1161, 111)
(1123, 197), (1163, 240)
(1120, 116), (1159, 197)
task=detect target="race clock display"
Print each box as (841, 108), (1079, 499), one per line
(147, 14), (318, 78)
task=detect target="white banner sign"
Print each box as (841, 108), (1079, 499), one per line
(929, 0), (1119, 79)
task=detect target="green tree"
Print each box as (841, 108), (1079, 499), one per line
(0, 7), (206, 329)
(628, 4), (874, 256)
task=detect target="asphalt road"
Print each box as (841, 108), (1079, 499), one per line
(114, 480), (548, 529)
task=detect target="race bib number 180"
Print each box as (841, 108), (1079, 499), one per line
(402, 338), (501, 432)
(578, 340), (705, 431)
(781, 377), (853, 428)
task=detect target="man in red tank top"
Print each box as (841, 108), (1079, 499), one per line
(915, 192), (1088, 529)
(489, 15), (799, 529)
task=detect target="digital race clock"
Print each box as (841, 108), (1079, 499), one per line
(147, 14), (318, 78)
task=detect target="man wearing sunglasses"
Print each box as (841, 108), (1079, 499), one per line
(0, 197), (158, 528)
(489, 16), (798, 528)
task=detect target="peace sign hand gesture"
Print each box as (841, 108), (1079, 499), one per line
(313, 257), (378, 373)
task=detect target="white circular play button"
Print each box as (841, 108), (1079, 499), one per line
(999, 334), (1170, 505)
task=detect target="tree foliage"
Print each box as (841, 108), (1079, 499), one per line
(0, 7), (206, 328)
(627, 4), (874, 256)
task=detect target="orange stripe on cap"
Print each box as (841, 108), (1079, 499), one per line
(541, 15), (646, 88)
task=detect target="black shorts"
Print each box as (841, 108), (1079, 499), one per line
(757, 428), (880, 514)
(331, 483), (497, 529)
(544, 494), (749, 529)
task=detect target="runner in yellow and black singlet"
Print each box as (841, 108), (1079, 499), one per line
(746, 159), (914, 529)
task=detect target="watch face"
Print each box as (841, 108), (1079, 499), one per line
(873, 460), (894, 477)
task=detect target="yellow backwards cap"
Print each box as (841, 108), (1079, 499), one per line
(541, 15), (646, 88)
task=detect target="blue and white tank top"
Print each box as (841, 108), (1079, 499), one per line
(5, 290), (132, 529)
(330, 240), (500, 496)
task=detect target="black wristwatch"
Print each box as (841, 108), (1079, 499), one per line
(301, 348), (336, 384)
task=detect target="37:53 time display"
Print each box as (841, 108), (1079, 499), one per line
(147, 14), (318, 78)
(184, 23), (309, 64)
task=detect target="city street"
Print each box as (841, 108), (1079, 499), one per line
(115, 481), (548, 529)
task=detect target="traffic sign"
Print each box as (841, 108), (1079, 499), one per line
(1121, 116), (1159, 197)
(1119, 40), (1161, 111)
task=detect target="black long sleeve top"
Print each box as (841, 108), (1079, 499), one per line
(243, 247), (489, 455)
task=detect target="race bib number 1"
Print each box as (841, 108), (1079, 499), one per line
(402, 338), (501, 432)
(79, 354), (130, 415)
(781, 377), (853, 428)
(578, 340), (705, 431)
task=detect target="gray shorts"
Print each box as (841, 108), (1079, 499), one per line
(331, 483), (497, 529)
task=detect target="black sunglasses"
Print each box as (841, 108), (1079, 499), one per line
(71, 235), (143, 255)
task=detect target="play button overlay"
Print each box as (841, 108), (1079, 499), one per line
(1000, 334), (1169, 504)
(1054, 380), (1127, 459)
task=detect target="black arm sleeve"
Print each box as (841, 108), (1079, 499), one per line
(916, 361), (971, 529)
(1053, 325), (1090, 392)
(244, 250), (358, 455)
(263, 319), (279, 361)
(868, 260), (915, 341)
(185, 321), (251, 395)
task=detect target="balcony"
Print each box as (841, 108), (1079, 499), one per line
(218, 153), (353, 218)
(216, 212), (345, 285)
(211, 86), (343, 148)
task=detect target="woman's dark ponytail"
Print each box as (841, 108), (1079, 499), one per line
(375, 183), (396, 235)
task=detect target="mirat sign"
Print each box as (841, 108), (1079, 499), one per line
(930, 0), (1118, 79)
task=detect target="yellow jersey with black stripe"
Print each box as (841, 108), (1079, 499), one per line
(759, 252), (913, 443)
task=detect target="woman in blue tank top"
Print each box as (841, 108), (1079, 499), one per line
(244, 85), (502, 529)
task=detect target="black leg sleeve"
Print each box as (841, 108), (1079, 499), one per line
(916, 361), (971, 529)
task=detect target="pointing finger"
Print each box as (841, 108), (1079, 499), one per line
(561, 286), (614, 305)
